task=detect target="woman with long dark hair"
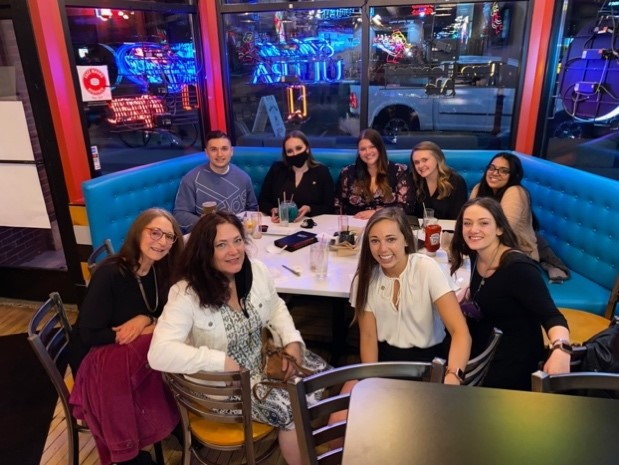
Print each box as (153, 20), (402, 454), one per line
(335, 128), (411, 219)
(409, 140), (467, 219)
(259, 130), (334, 222)
(70, 208), (184, 465)
(470, 152), (539, 260)
(148, 211), (327, 465)
(450, 197), (570, 390)
(352, 207), (470, 374)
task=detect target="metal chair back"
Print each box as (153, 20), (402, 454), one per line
(287, 359), (446, 465)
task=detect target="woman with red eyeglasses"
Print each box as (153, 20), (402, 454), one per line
(470, 152), (539, 261)
(69, 208), (184, 465)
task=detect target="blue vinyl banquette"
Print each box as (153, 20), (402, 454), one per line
(82, 147), (619, 315)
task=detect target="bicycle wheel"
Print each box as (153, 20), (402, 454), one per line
(168, 123), (199, 148)
(118, 130), (151, 148)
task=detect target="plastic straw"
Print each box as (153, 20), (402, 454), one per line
(289, 193), (294, 204)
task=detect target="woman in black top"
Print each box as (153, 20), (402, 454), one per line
(449, 198), (571, 390)
(259, 130), (334, 222)
(409, 140), (467, 219)
(335, 128), (411, 219)
(69, 208), (184, 465)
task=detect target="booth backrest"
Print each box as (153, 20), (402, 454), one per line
(83, 147), (619, 307)
(520, 156), (619, 291)
(83, 147), (493, 252)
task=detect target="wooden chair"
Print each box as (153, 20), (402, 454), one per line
(163, 369), (278, 465)
(531, 369), (619, 394)
(548, 274), (619, 345)
(27, 292), (164, 465)
(463, 327), (502, 386)
(86, 238), (114, 275)
(287, 359), (446, 465)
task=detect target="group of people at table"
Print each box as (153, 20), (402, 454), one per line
(67, 129), (572, 465)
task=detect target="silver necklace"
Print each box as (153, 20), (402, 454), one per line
(136, 269), (158, 314)
(473, 244), (502, 294)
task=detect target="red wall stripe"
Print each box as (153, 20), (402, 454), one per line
(27, 0), (91, 203)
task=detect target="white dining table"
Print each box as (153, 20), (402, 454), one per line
(247, 214), (469, 300)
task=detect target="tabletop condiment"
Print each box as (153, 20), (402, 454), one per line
(424, 219), (441, 256)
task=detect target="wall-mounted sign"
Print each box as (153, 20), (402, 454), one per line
(77, 65), (112, 102)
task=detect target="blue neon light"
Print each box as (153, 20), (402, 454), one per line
(114, 42), (197, 93)
(250, 37), (348, 84)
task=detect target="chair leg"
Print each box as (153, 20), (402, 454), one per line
(154, 441), (165, 465)
(68, 422), (80, 465)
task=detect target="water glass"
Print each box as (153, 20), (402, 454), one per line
(244, 214), (256, 236)
(278, 203), (290, 227)
(338, 214), (349, 233)
(423, 208), (435, 227)
(441, 231), (454, 262)
(309, 243), (329, 279)
(250, 212), (262, 239)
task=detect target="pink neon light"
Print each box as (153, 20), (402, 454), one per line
(107, 95), (166, 128)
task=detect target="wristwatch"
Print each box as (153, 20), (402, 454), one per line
(551, 339), (573, 355)
(446, 367), (465, 383)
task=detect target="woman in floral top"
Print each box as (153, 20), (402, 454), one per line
(335, 128), (411, 219)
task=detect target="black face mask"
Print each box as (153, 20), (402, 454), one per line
(288, 151), (309, 168)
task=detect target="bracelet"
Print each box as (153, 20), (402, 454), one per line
(550, 339), (572, 355)
(446, 367), (464, 383)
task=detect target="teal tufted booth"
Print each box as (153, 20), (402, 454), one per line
(82, 147), (619, 315)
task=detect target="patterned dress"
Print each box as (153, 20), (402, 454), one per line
(220, 302), (327, 429)
(334, 161), (411, 215)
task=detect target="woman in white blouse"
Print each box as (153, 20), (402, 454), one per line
(351, 207), (470, 383)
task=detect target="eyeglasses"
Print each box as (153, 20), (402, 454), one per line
(145, 227), (177, 244)
(487, 164), (510, 176)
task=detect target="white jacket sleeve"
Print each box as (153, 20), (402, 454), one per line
(252, 260), (304, 348)
(148, 282), (226, 374)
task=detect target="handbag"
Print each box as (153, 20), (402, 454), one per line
(253, 327), (315, 401)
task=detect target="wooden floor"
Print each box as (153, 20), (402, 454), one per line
(0, 296), (359, 465)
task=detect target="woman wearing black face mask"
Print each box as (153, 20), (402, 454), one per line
(259, 130), (335, 222)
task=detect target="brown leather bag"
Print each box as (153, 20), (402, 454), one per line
(253, 328), (314, 401)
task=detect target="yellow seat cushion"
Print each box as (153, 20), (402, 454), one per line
(188, 412), (274, 447)
(543, 308), (610, 346)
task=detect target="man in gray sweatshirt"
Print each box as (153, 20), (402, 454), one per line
(173, 130), (258, 233)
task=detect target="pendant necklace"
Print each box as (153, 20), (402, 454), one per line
(474, 244), (502, 295)
(136, 268), (158, 313)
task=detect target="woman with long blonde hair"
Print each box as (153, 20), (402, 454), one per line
(409, 140), (467, 219)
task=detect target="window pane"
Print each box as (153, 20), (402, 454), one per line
(364, 2), (528, 149)
(223, 8), (362, 146)
(66, 7), (202, 174)
(540, 0), (619, 181)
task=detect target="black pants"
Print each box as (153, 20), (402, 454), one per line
(378, 339), (447, 363)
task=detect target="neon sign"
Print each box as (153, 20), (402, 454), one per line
(251, 60), (343, 84)
(317, 8), (359, 20)
(107, 95), (166, 129)
(114, 42), (197, 93)
(411, 5), (435, 17)
(250, 37), (343, 84)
